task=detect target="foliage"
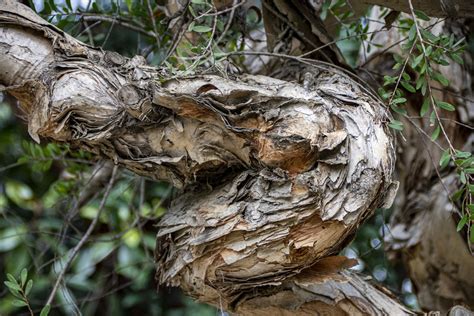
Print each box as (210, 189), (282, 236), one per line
(375, 8), (474, 245)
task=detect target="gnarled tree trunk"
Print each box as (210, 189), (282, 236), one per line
(0, 1), (415, 314)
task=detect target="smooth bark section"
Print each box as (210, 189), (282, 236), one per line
(388, 176), (474, 312)
(0, 1), (403, 314)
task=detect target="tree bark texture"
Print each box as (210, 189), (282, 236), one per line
(0, 1), (417, 314)
(359, 8), (474, 313)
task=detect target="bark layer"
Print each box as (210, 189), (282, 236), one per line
(0, 1), (408, 314)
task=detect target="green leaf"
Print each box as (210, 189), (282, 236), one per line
(20, 268), (27, 287)
(47, 0), (57, 12)
(432, 72), (449, 86)
(416, 76), (425, 90)
(125, 0), (133, 12)
(435, 100), (455, 111)
(421, 78), (428, 95)
(408, 24), (416, 42)
(11, 299), (28, 307)
(383, 75), (397, 86)
(6, 273), (17, 283)
(40, 304), (51, 316)
(455, 151), (472, 159)
(192, 25), (212, 33)
(439, 150), (450, 169)
(451, 188), (465, 201)
(470, 226), (474, 244)
(4, 281), (21, 292)
(456, 214), (468, 231)
(414, 10), (430, 21)
(412, 54), (424, 68)
(25, 279), (33, 296)
(461, 157), (474, 167)
(431, 125), (440, 141)
(467, 182), (473, 192)
(429, 110), (436, 125)
(191, 0), (206, 3)
(436, 58), (450, 66)
(392, 97), (407, 105)
(378, 88), (390, 99)
(8, 288), (23, 299)
(421, 29), (438, 42)
(425, 45), (433, 56)
(390, 104), (407, 115)
(420, 98), (430, 116)
(401, 81), (416, 93)
(449, 53), (463, 64)
(388, 120), (404, 131)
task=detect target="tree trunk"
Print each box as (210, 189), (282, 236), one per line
(359, 7), (474, 313)
(0, 1), (417, 314)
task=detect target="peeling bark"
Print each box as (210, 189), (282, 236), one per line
(0, 1), (412, 314)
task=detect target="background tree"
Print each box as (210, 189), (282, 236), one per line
(0, 0), (472, 315)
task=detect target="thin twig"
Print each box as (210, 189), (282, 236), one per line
(225, 50), (385, 105)
(45, 165), (118, 307)
(407, 0), (455, 153)
(81, 15), (156, 38)
(145, 0), (161, 47)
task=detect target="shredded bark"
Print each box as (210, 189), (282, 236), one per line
(0, 1), (409, 314)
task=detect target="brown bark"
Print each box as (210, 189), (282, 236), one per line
(0, 1), (413, 314)
(261, 0), (347, 66)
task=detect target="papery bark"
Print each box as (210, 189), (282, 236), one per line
(0, 1), (411, 314)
